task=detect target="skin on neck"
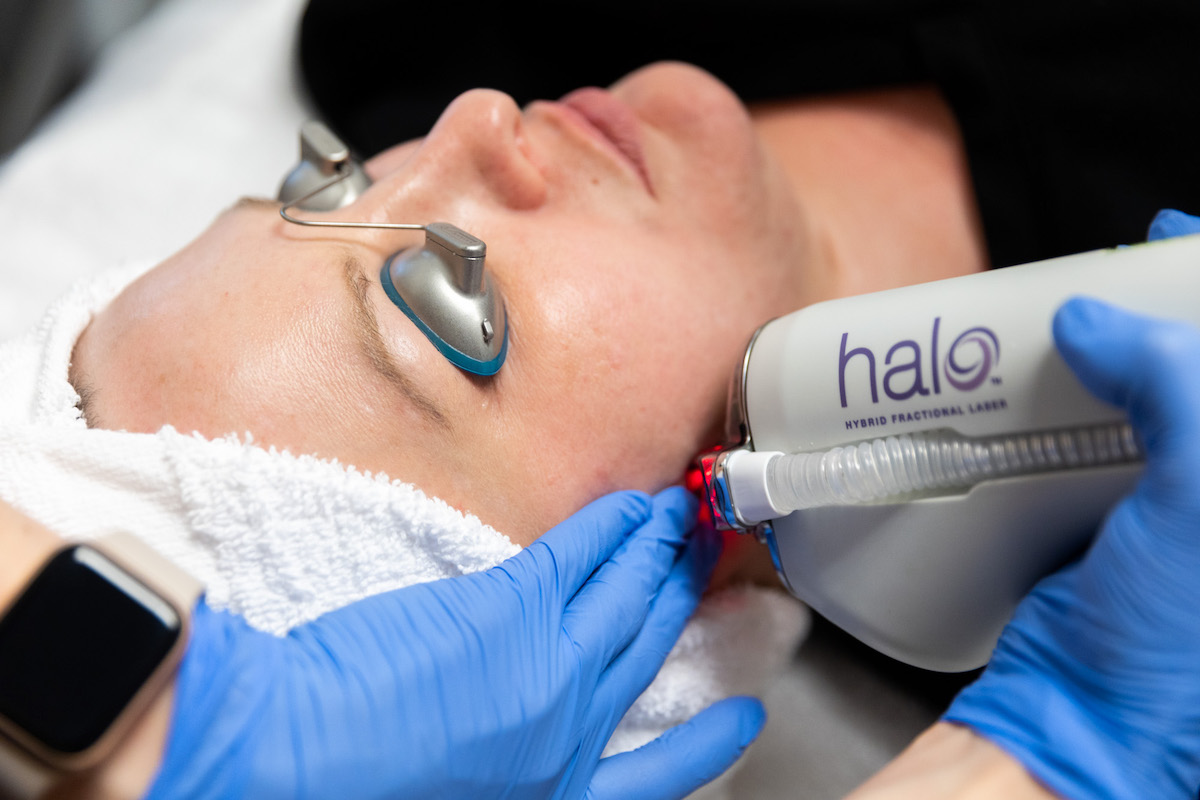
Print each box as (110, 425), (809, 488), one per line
(748, 84), (990, 304)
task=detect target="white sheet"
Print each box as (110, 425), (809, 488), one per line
(0, 1), (942, 795)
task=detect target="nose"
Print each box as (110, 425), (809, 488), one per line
(367, 89), (547, 219)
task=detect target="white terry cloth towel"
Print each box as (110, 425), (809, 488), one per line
(0, 266), (810, 790)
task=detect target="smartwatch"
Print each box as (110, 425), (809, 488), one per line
(0, 532), (202, 798)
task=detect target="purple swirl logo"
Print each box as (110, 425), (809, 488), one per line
(943, 326), (1000, 391)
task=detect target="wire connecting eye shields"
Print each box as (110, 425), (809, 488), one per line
(277, 121), (508, 376)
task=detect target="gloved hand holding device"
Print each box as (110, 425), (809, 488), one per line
(146, 487), (763, 800)
(944, 209), (1200, 799)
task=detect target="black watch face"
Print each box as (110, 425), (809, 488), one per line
(0, 545), (182, 755)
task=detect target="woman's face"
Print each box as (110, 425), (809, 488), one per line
(71, 62), (813, 544)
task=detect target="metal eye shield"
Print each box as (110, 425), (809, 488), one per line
(277, 120), (508, 376)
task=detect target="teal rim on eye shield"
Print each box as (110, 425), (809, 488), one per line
(277, 121), (508, 376)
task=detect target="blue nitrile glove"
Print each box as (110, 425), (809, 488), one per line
(943, 214), (1200, 800)
(145, 488), (764, 800)
(1147, 207), (1200, 240)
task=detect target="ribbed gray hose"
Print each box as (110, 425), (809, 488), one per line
(767, 423), (1142, 511)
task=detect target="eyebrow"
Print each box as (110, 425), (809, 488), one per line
(69, 367), (99, 429)
(342, 254), (451, 430)
(231, 195), (280, 211)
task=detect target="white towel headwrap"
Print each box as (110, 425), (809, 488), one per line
(0, 265), (809, 782)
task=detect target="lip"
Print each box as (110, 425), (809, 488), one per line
(555, 87), (654, 195)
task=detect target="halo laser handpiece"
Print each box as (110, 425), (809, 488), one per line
(277, 121), (508, 375)
(699, 234), (1200, 671)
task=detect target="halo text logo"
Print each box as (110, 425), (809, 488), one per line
(838, 318), (1001, 408)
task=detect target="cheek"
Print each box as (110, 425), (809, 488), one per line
(503, 253), (725, 507)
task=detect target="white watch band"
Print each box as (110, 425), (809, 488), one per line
(0, 533), (202, 799)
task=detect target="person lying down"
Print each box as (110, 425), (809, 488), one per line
(0, 61), (989, 789)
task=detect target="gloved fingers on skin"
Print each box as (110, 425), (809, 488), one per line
(1147, 208), (1200, 240)
(562, 487), (698, 672)
(512, 490), (653, 606)
(1054, 297), (1200, 465)
(583, 697), (766, 800)
(592, 523), (721, 719)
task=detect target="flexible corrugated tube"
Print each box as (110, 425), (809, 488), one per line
(766, 423), (1142, 512)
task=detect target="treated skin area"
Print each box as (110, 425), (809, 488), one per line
(69, 62), (985, 551)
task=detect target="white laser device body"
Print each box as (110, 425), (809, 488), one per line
(699, 233), (1200, 672)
